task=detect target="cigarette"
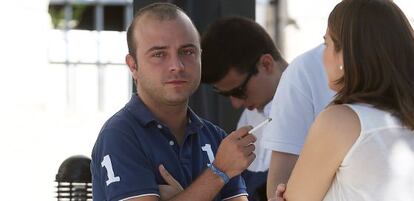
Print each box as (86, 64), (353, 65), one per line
(248, 118), (272, 134)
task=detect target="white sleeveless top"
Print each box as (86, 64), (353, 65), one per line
(323, 104), (414, 201)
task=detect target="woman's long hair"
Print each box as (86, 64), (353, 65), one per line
(329, 0), (414, 130)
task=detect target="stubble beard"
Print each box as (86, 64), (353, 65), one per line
(138, 78), (195, 107)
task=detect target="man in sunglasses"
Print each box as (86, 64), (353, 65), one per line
(201, 17), (287, 201)
(201, 17), (334, 200)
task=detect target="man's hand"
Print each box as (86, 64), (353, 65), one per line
(268, 184), (286, 201)
(213, 126), (257, 178)
(158, 164), (183, 200)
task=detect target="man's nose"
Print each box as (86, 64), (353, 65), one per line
(229, 96), (245, 109)
(169, 55), (185, 72)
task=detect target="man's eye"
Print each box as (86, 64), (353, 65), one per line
(152, 52), (165, 57)
(182, 49), (195, 55)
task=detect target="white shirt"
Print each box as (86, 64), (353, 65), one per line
(262, 45), (335, 155)
(323, 104), (414, 201)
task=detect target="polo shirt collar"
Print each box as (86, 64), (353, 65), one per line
(125, 94), (204, 130)
(187, 107), (204, 131)
(125, 94), (157, 126)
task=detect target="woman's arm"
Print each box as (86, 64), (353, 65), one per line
(284, 105), (360, 201)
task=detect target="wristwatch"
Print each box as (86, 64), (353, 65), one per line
(207, 163), (230, 184)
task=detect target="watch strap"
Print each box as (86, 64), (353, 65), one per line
(207, 163), (230, 184)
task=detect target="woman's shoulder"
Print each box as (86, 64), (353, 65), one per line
(316, 104), (359, 129)
(310, 104), (361, 152)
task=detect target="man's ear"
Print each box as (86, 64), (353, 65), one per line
(258, 53), (275, 73)
(126, 54), (138, 79)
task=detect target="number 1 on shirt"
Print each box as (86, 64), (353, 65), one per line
(101, 155), (121, 186)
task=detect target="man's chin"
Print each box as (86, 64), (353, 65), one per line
(164, 94), (190, 106)
(247, 105), (263, 112)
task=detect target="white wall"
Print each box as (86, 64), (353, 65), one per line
(282, 0), (414, 62)
(0, 1), (130, 200)
(0, 1), (53, 200)
(281, 0), (337, 61)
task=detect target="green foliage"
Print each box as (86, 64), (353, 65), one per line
(48, 4), (88, 29)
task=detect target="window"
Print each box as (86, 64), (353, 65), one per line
(49, 0), (132, 31)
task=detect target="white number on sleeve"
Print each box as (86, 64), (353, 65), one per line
(101, 155), (121, 186)
(201, 144), (215, 165)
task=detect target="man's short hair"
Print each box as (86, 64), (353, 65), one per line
(126, 3), (184, 58)
(201, 16), (283, 83)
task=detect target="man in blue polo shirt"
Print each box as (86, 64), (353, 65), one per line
(91, 3), (256, 201)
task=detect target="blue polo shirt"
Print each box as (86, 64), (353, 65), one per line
(91, 94), (247, 201)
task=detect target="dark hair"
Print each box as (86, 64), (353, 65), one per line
(126, 3), (184, 58)
(329, 0), (414, 129)
(201, 16), (283, 83)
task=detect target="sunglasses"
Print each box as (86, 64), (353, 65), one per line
(213, 59), (260, 99)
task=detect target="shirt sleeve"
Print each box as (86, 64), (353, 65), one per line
(220, 175), (248, 200)
(261, 62), (316, 155)
(91, 128), (159, 201)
